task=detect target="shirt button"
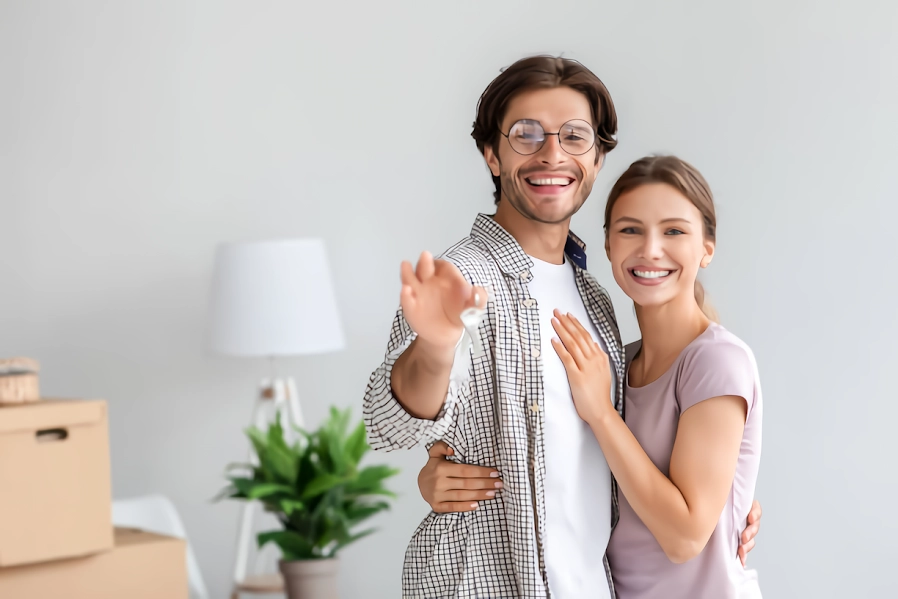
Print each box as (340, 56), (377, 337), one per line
(530, 402), (540, 413)
(531, 348), (541, 358)
(519, 271), (530, 280)
(522, 298), (536, 308)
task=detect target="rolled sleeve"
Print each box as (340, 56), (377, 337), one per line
(363, 308), (473, 452)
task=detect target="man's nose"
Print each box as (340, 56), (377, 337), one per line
(536, 134), (568, 165)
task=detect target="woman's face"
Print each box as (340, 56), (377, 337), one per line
(606, 183), (715, 309)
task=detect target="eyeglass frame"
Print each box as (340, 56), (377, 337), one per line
(498, 118), (615, 156)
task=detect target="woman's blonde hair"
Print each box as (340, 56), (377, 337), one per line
(603, 155), (719, 322)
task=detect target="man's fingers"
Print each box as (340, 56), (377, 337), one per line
(400, 285), (416, 312)
(400, 260), (419, 287)
(434, 501), (479, 514)
(416, 251), (436, 280)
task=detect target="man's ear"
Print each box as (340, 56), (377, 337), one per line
(484, 145), (500, 177)
(594, 151), (604, 178)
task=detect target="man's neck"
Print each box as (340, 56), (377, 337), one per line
(493, 200), (570, 265)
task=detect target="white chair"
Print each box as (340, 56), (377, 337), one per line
(112, 494), (210, 599)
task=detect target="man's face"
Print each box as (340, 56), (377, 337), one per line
(484, 86), (602, 225)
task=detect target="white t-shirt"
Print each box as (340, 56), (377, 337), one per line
(529, 255), (614, 599)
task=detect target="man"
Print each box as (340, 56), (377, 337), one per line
(363, 55), (760, 598)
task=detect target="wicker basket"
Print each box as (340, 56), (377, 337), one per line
(0, 358), (40, 405)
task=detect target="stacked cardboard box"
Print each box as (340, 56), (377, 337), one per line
(0, 359), (189, 598)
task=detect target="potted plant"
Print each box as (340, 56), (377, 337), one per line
(217, 406), (399, 599)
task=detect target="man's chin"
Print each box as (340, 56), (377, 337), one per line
(523, 198), (582, 224)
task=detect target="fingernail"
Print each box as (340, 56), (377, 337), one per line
(486, 491), (496, 497)
(494, 481), (503, 488)
(490, 471), (500, 478)
(471, 503), (478, 509)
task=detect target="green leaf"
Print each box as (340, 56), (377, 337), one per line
(302, 473), (345, 500)
(345, 420), (369, 467)
(262, 444), (298, 485)
(328, 527), (377, 557)
(350, 465), (400, 495)
(345, 501), (391, 525)
(224, 461), (253, 474)
(227, 477), (258, 498)
(258, 530), (316, 561)
(278, 498), (305, 516)
(246, 427), (268, 459)
(246, 482), (295, 500)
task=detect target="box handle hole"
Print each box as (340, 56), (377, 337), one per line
(36, 428), (69, 443)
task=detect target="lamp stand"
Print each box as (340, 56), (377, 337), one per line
(230, 375), (304, 599)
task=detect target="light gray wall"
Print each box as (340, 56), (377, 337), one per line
(2, 1), (896, 597)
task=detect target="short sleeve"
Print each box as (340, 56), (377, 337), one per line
(676, 339), (757, 417)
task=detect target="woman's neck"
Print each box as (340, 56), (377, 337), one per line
(633, 296), (710, 379)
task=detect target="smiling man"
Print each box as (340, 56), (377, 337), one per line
(363, 56), (760, 598)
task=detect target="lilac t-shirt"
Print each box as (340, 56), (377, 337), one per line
(607, 323), (763, 599)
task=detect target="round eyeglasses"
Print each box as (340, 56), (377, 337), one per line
(499, 119), (598, 156)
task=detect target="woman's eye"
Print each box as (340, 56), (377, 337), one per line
(665, 229), (685, 235)
(619, 227), (637, 234)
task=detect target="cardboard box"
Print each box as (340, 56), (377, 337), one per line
(0, 399), (113, 566)
(0, 527), (189, 599)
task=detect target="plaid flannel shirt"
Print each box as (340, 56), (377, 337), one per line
(364, 214), (626, 598)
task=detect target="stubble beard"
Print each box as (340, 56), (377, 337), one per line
(499, 168), (593, 225)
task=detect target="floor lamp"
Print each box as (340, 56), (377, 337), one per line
(206, 238), (345, 598)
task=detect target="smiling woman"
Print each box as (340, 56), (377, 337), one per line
(604, 156), (720, 323)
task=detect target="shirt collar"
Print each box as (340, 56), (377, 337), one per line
(470, 213), (589, 275)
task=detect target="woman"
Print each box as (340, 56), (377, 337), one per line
(419, 155), (763, 598)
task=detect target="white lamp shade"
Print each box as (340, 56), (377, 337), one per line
(207, 238), (345, 357)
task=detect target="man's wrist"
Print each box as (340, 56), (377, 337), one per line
(413, 336), (458, 373)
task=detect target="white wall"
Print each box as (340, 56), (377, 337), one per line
(2, 1), (896, 597)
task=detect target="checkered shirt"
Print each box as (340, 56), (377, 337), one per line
(364, 213), (626, 598)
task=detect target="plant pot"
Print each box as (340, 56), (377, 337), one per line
(279, 557), (339, 599)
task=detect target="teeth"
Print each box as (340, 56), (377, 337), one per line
(528, 177), (571, 186)
(633, 270), (670, 279)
